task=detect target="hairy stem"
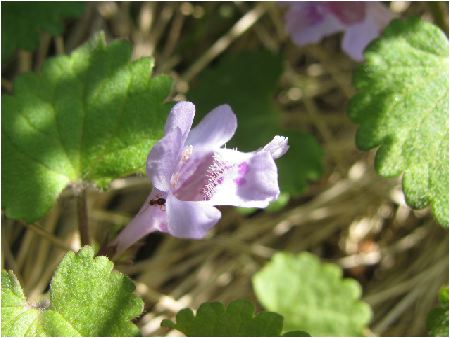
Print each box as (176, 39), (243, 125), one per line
(77, 189), (90, 246)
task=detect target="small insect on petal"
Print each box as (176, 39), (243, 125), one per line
(149, 197), (166, 211)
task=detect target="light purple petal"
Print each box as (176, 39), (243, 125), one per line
(146, 127), (183, 191)
(341, 22), (377, 60)
(261, 136), (289, 159)
(209, 149), (280, 208)
(164, 101), (195, 143)
(326, 2), (365, 25)
(285, 2), (344, 46)
(166, 195), (221, 238)
(186, 105), (237, 149)
(113, 189), (168, 254)
(341, 2), (394, 60)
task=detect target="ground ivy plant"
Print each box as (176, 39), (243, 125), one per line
(2, 32), (172, 223)
(348, 17), (449, 227)
(161, 299), (309, 337)
(2, 7), (448, 338)
(1, 246), (143, 336)
(253, 252), (372, 336)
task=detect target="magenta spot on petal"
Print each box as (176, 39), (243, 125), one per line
(305, 4), (327, 25)
(238, 162), (249, 175)
(234, 177), (247, 186)
(327, 2), (365, 25)
(217, 177), (224, 184)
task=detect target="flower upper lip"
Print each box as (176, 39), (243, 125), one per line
(283, 2), (395, 61)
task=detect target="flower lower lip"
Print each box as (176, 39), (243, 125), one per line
(172, 151), (226, 201)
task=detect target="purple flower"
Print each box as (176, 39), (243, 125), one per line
(113, 102), (288, 253)
(284, 1), (395, 60)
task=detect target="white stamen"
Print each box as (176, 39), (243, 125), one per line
(171, 145), (194, 189)
(170, 172), (179, 187)
(181, 145), (193, 162)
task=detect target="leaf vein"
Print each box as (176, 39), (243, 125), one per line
(4, 132), (70, 179)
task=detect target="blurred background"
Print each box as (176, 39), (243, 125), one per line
(2, 2), (449, 336)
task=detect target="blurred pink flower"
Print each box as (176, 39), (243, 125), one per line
(283, 1), (395, 60)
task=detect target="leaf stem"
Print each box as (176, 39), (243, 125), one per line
(96, 242), (116, 260)
(77, 188), (90, 246)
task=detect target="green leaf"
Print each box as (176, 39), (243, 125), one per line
(188, 51), (324, 197)
(265, 193), (290, 213)
(277, 130), (324, 195)
(1, 270), (42, 336)
(427, 286), (449, 337)
(2, 33), (172, 223)
(1, 246), (144, 336)
(253, 252), (372, 336)
(348, 17), (449, 227)
(2, 2), (85, 61)
(161, 299), (309, 337)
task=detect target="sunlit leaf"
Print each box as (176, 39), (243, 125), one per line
(253, 252), (372, 336)
(1, 246), (143, 336)
(348, 17), (449, 226)
(2, 33), (172, 223)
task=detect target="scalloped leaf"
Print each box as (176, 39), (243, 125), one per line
(1, 246), (143, 336)
(2, 33), (172, 223)
(427, 286), (449, 337)
(161, 299), (310, 337)
(253, 252), (372, 336)
(348, 17), (448, 226)
(2, 2), (85, 61)
(188, 51), (324, 197)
